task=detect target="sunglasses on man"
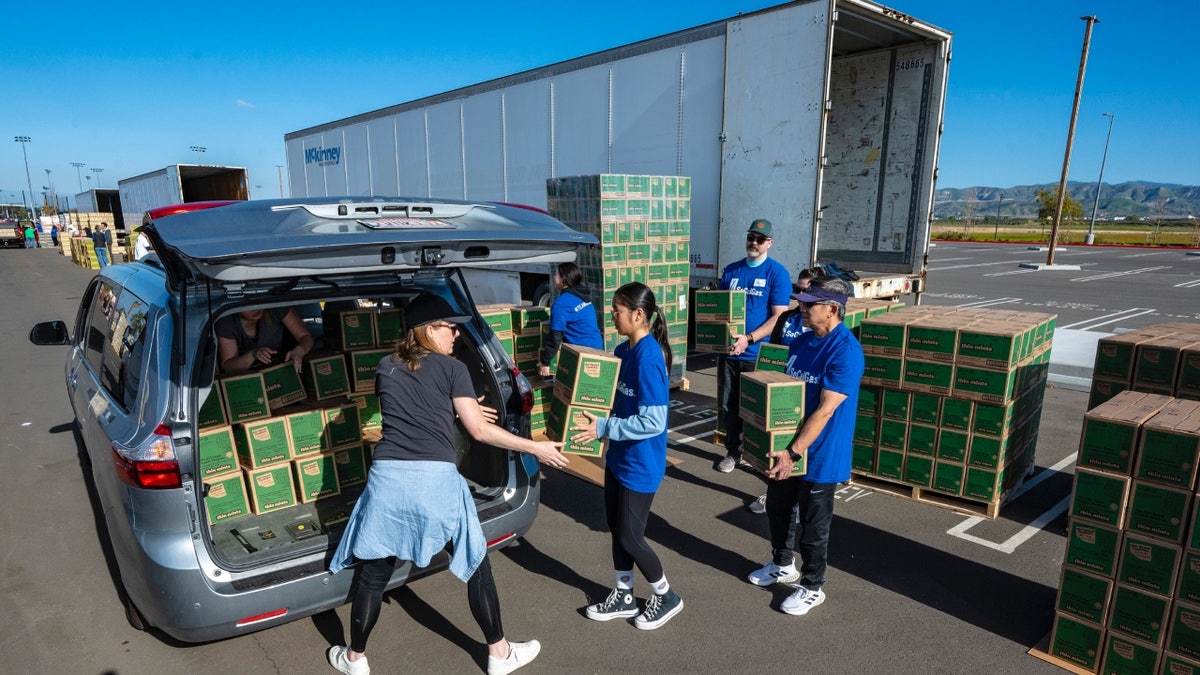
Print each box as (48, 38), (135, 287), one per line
(746, 233), (770, 245)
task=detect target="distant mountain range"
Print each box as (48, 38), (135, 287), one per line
(933, 181), (1200, 220)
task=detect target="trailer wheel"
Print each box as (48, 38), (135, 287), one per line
(532, 281), (551, 307)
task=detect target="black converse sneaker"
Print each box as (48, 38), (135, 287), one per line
(634, 589), (684, 630)
(586, 587), (639, 621)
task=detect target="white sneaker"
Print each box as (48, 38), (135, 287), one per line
(781, 586), (826, 616)
(747, 561), (800, 586)
(327, 646), (370, 675)
(488, 639), (542, 675)
(748, 493), (767, 514)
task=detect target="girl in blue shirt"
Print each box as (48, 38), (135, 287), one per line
(539, 262), (604, 377)
(571, 282), (683, 630)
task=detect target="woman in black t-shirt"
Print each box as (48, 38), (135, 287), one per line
(327, 293), (568, 675)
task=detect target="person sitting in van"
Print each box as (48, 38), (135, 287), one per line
(537, 261), (605, 377)
(216, 307), (314, 374)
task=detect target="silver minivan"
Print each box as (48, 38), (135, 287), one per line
(30, 197), (595, 642)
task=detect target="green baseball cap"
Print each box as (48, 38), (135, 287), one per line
(748, 218), (773, 237)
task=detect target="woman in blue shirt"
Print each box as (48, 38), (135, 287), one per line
(571, 282), (683, 630)
(538, 261), (604, 377)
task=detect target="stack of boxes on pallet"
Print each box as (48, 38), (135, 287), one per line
(1047, 322), (1200, 673)
(69, 236), (101, 269)
(853, 306), (1056, 512)
(546, 174), (691, 384)
(1090, 322), (1200, 409)
(198, 305), (405, 525)
(738, 371), (807, 476)
(544, 344), (622, 457)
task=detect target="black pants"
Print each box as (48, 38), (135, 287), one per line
(717, 356), (758, 457)
(604, 467), (664, 584)
(349, 555), (503, 653)
(765, 478), (836, 590)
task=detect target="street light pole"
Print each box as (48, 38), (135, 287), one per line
(1047, 15), (1100, 266)
(91, 167), (104, 188)
(275, 165), (286, 198)
(1086, 112), (1115, 245)
(14, 136), (37, 220)
(70, 162), (86, 192)
(190, 146), (207, 164)
(994, 193), (1003, 239)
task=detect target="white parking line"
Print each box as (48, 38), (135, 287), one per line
(1061, 308), (1158, 331)
(928, 260), (1027, 272)
(945, 453), (1077, 553)
(668, 418), (716, 436)
(1119, 251), (1169, 258)
(983, 269), (1038, 277)
(956, 297), (1023, 308)
(1175, 279), (1200, 288)
(1069, 265), (1172, 282)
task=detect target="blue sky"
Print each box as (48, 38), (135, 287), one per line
(2, 0), (1197, 209)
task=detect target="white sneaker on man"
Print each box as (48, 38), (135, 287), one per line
(781, 586), (826, 616)
(747, 493), (767, 514)
(747, 561), (800, 586)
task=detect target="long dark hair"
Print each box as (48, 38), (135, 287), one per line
(613, 282), (672, 373)
(557, 261), (585, 290)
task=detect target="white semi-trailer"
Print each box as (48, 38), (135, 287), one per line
(284, 0), (950, 301)
(117, 165), (250, 233)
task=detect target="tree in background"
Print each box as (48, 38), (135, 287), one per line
(1035, 187), (1084, 223)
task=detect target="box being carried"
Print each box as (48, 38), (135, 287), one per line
(259, 362), (307, 411)
(694, 290), (746, 323)
(742, 425), (804, 477)
(552, 344), (621, 409)
(738, 371), (805, 431)
(545, 395), (608, 456)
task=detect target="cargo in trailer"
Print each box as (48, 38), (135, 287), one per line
(117, 164), (250, 232)
(284, 0), (950, 300)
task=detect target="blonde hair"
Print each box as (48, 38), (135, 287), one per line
(392, 323), (451, 371)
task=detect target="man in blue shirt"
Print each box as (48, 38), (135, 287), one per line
(715, 218), (792, 473)
(745, 276), (864, 617)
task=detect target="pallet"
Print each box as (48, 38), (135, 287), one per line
(669, 377), (690, 391)
(849, 472), (1004, 519)
(1026, 631), (1095, 675)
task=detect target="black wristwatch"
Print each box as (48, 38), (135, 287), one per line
(745, 332), (756, 345)
(786, 449), (802, 463)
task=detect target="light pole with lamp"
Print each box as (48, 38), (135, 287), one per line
(993, 193), (1004, 239)
(91, 167), (104, 187)
(190, 146), (207, 164)
(275, 164), (286, 197)
(14, 136), (37, 220)
(1086, 112), (1115, 245)
(70, 162), (86, 192)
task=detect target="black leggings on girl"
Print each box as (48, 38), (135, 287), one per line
(349, 554), (504, 653)
(604, 467), (664, 582)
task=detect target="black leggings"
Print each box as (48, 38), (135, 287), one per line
(349, 554), (503, 653)
(604, 467), (664, 583)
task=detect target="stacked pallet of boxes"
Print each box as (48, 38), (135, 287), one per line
(544, 344), (621, 457)
(1089, 322), (1200, 409)
(546, 174), (691, 385)
(70, 236), (99, 269)
(197, 305), (410, 526)
(1046, 389), (1200, 672)
(852, 306), (1057, 517)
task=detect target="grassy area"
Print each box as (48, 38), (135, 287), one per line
(932, 220), (1200, 247)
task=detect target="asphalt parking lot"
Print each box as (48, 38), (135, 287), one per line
(4, 241), (1198, 674)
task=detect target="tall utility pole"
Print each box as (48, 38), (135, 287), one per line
(1086, 112), (1116, 245)
(70, 162), (86, 192)
(275, 165), (286, 197)
(14, 136), (37, 219)
(994, 193), (1003, 239)
(91, 167), (104, 187)
(1046, 15), (1099, 266)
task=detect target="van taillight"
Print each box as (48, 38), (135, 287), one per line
(112, 423), (181, 489)
(512, 368), (534, 414)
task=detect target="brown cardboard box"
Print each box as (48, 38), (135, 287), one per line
(1078, 390), (1173, 475)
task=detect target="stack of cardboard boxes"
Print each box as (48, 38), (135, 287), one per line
(738, 371), (807, 476)
(544, 344), (622, 457)
(200, 305), (410, 525)
(852, 306), (1056, 511)
(546, 174), (691, 385)
(1090, 322), (1200, 409)
(693, 290), (746, 354)
(1048, 389), (1200, 672)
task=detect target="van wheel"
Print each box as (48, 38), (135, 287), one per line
(532, 281), (551, 307)
(124, 593), (147, 631)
